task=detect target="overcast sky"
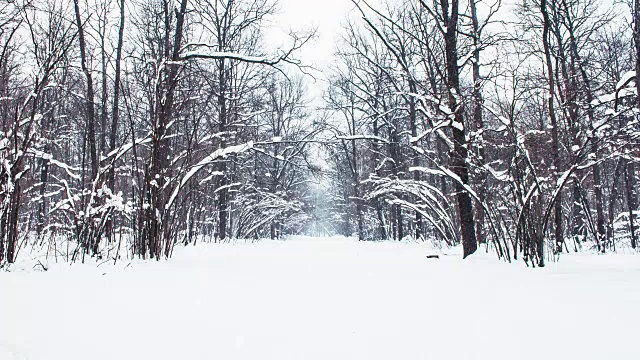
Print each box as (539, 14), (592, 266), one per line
(263, 0), (359, 104)
(275, 0), (355, 69)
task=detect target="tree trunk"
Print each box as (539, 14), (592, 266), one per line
(636, 0), (640, 113)
(6, 184), (20, 263)
(571, 182), (585, 244)
(351, 122), (364, 241)
(625, 162), (638, 249)
(217, 57), (229, 242)
(441, 0), (477, 258)
(606, 159), (625, 246)
(593, 161), (606, 250)
(396, 204), (403, 241)
(540, 0), (562, 259)
(408, 81), (422, 240)
(372, 114), (387, 239)
(632, 0), (640, 249)
(106, 0), (126, 241)
(100, 36), (108, 155)
(73, 0), (98, 180)
(142, 0), (189, 258)
(470, 0), (486, 245)
(38, 109), (51, 234)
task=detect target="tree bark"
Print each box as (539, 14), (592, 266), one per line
(109, 0), (125, 170)
(440, 0), (477, 258)
(631, 0), (640, 249)
(470, 0), (486, 245)
(540, 0), (562, 260)
(143, 0), (189, 258)
(626, 162), (638, 249)
(106, 0), (126, 241)
(73, 0), (98, 180)
(217, 57), (229, 242)
(606, 159), (625, 246)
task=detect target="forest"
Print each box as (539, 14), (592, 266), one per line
(0, 0), (638, 268)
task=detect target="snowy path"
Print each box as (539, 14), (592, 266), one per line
(2, 236), (640, 360)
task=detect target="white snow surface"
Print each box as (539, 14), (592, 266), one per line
(2, 236), (640, 360)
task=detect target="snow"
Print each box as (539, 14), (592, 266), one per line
(180, 50), (289, 65)
(166, 142), (253, 209)
(616, 71), (636, 91)
(450, 120), (464, 131)
(28, 149), (81, 180)
(2, 236), (640, 360)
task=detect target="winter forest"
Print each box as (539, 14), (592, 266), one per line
(1, 0), (638, 267)
(2, 0), (640, 358)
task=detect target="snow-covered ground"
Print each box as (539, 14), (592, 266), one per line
(2, 236), (640, 360)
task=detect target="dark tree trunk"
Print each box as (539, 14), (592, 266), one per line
(606, 159), (625, 246)
(440, 0), (477, 258)
(6, 184), (20, 263)
(100, 37), (108, 155)
(408, 81), (422, 240)
(142, 0), (189, 258)
(571, 183), (585, 243)
(470, 0), (486, 245)
(593, 162), (606, 250)
(38, 109), (51, 234)
(625, 162), (638, 249)
(372, 114), (387, 239)
(351, 123), (364, 241)
(73, 0), (98, 180)
(106, 0), (126, 241)
(636, 0), (640, 113)
(540, 0), (562, 262)
(109, 0), (125, 187)
(632, 0), (640, 249)
(217, 57), (229, 242)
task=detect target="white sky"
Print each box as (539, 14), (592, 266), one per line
(265, 0), (359, 105)
(275, 0), (356, 70)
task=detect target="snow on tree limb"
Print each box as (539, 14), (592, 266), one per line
(180, 50), (291, 65)
(165, 142), (254, 210)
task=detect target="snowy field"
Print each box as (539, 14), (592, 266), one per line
(2, 236), (640, 360)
